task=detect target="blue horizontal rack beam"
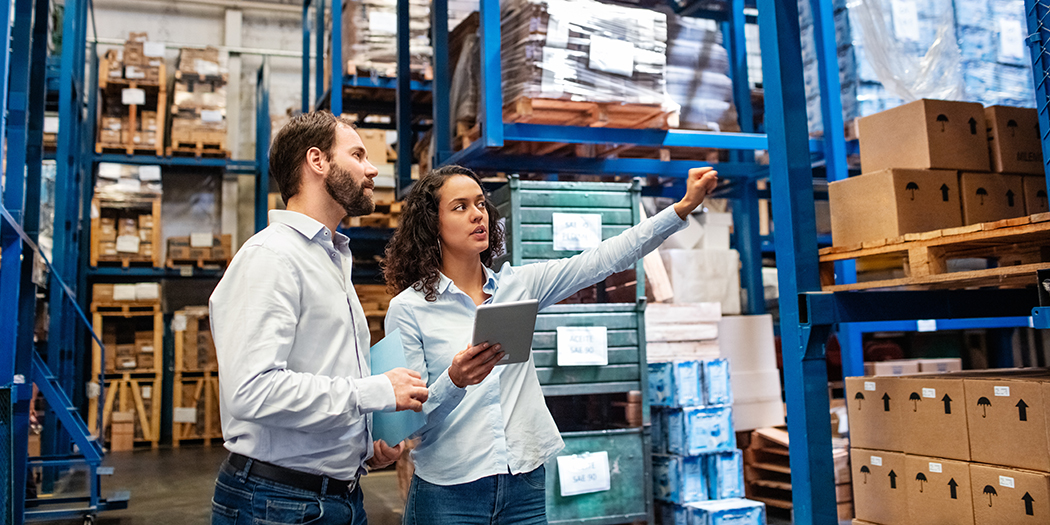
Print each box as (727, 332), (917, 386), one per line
(93, 153), (253, 170)
(800, 289), (1039, 327)
(87, 267), (225, 278)
(852, 316), (1035, 333)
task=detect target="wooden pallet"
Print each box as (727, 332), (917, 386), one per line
(166, 257), (230, 269)
(92, 372), (162, 449)
(91, 301), (162, 315)
(93, 255), (157, 268)
(819, 212), (1050, 291)
(172, 372), (222, 448)
(174, 69), (229, 84)
(504, 97), (677, 130)
(166, 139), (228, 158)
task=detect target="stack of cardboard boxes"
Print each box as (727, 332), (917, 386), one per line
(166, 233), (232, 265)
(175, 308), (217, 373)
(172, 307), (222, 446)
(98, 33), (165, 152)
(847, 369), (1050, 524)
(97, 210), (155, 262)
(830, 99), (1049, 248)
(93, 282), (161, 373)
(169, 47), (227, 154)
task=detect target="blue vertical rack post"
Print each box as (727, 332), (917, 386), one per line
(257, 57), (272, 233)
(1026, 0), (1050, 328)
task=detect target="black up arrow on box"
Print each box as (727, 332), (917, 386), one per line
(948, 478), (959, 499)
(1018, 399), (1029, 422)
(943, 394), (953, 415)
(969, 117), (978, 134)
(1007, 190), (1016, 207)
(1023, 492), (1035, 516)
(889, 470), (897, 489)
(883, 393), (891, 412)
(940, 184), (950, 202)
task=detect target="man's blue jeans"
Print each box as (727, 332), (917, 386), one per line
(403, 466), (547, 525)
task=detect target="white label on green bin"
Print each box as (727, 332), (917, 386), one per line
(556, 326), (608, 366)
(552, 213), (602, 251)
(557, 451), (611, 497)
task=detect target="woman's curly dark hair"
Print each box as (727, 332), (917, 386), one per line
(382, 165), (505, 301)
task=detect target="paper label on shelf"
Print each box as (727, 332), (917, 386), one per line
(922, 388), (936, 399)
(135, 283), (160, 301)
(929, 462), (942, 473)
(557, 326), (608, 366)
(1000, 475), (1015, 488)
(890, 0), (920, 42)
(190, 232), (214, 248)
(864, 381), (877, 391)
(98, 163), (123, 180)
(552, 213), (602, 251)
(173, 407), (197, 423)
(999, 19), (1025, 62)
(557, 451), (611, 497)
(122, 88), (146, 105)
(43, 116), (59, 134)
(113, 284), (137, 301)
(369, 11), (398, 34)
(142, 385), (152, 399)
(116, 235), (141, 254)
(172, 314), (188, 332)
(588, 36), (635, 77)
(870, 456), (883, 466)
(200, 109), (223, 123)
(143, 41), (165, 57)
(138, 165), (161, 182)
(994, 386), (1010, 397)
(917, 319), (937, 332)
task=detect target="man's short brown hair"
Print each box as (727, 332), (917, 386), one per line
(268, 111), (356, 203)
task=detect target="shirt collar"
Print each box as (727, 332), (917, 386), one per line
(435, 266), (498, 296)
(268, 210), (327, 240)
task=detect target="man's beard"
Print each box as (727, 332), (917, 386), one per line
(325, 160), (375, 216)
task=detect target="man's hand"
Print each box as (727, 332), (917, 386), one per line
(366, 439), (404, 470)
(448, 342), (504, 388)
(384, 368), (429, 412)
(673, 167), (719, 219)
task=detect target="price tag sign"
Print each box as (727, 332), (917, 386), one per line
(916, 319), (937, 332)
(552, 213), (602, 251)
(121, 88), (146, 106)
(200, 109), (224, 123)
(557, 451), (611, 497)
(557, 326), (608, 366)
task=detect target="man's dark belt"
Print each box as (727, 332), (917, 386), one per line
(227, 453), (358, 495)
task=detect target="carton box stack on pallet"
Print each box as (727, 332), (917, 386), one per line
(846, 369), (1050, 525)
(90, 163), (163, 268)
(168, 47), (228, 157)
(172, 307), (222, 447)
(333, 0), (434, 84)
(97, 32), (166, 156)
(166, 232), (232, 268)
(88, 282), (163, 450)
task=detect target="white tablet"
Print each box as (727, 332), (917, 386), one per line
(472, 299), (540, 365)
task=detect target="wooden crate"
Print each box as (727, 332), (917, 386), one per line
(167, 124), (228, 158)
(819, 212), (1050, 291)
(96, 60), (167, 156)
(90, 194), (163, 268)
(93, 373), (162, 449)
(166, 234), (233, 269)
(172, 371), (222, 448)
(173, 307), (216, 373)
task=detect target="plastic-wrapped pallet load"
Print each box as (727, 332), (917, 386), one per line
(664, 14), (736, 131)
(337, 0), (432, 78)
(170, 47), (227, 155)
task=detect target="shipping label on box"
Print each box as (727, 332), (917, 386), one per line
(970, 463), (1050, 524)
(959, 172), (1026, 225)
(905, 455), (975, 525)
(846, 376), (905, 452)
(964, 378), (1050, 472)
(900, 377), (971, 461)
(986, 106), (1043, 174)
(858, 98), (990, 174)
(1023, 176), (1049, 215)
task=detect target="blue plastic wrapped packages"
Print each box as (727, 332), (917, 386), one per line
(653, 454), (707, 504)
(666, 406), (736, 456)
(955, 0), (991, 26)
(704, 450), (745, 500)
(687, 498), (766, 525)
(652, 406), (667, 454)
(957, 25), (996, 63)
(658, 501), (689, 525)
(648, 361), (702, 408)
(702, 359), (732, 406)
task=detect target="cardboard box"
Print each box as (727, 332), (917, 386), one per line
(139, 242), (153, 258)
(846, 376), (905, 452)
(959, 172), (1026, 225)
(93, 283), (115, 302)
(110, 411), (135, 451)
(899, 376), (971, 461)
(851, 448), (908, 525)
(99, 241), (118, 257)
(828, 169), (962, 246)
(188, 247), (211, 259)
(357, 129), (389, 164)
(970, 463), (1050, 524)
(905, 455), (974, 525)
(99, 129), (121, 144)
(123, 41), (144, 66)
(919, 358), (963, 374)
(986, 105), (1043, 174)
(964, 376), (1050, 472)
(118, 218), (138, 236)
(138, 214), (154, 229)
(137, 353), (154, 370)
(137, 228), (152, 242)
(1024, 176), (1049, 215)
(101, 117), (123, 131)
(115, 344), (136, 357)
(865, 359), (922, 377)
(858, 99), (990, 174)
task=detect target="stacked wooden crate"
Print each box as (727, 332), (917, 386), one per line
(168, 47), (228, 157)
(96, 32), (166, 156)
(166, 233), (232, 268)
(90, 193), (162, 268)
(172, 307), (222, 447)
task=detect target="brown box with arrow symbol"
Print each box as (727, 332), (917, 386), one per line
(1023, 176), (1049, 215)
(851, 448), (908, 525)
(969, 463), (1050, 524)
(899, 376), (971, 461)
(858, 98), (990, 174)
(985, 105), (1043, 175)
(845, 376), (905, 452)
(958, 172), (1026, 225)
(964, 376), (1050, 473)
(905, 454), (974, 525)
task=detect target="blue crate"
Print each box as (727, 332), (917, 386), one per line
(666, 406), (735, 456)
(704, 450), (744, 500)
(702, 359), (732, 406)
(658, 501), (690, 525)
(653, 454), (707, 504)
(648, 361), (702, 408)
(687, 498), (766, 525)
(652, 407), (667, 454)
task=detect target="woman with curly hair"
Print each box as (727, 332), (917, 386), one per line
(382, 164), (717, 524)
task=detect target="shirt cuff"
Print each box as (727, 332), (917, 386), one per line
(357, 374), (397, 413)
(657, 204), (689, 232)
(431, 369), (467, 405)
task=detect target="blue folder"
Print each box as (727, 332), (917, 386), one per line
(369, 329), (426, 445)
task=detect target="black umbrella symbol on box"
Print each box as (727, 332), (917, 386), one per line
(906, 182), (919, 201)
(1008, 119), (1018, 137)
(977, 187), (988, 205)
(1038, 190), (1047, 208)
(910, 392), (921, 411)
(855, 392), (865, 410)
(916, 472), (928, 492)
(937, 114), (949, 132)
(978, 397), (991, 418)
(860, 465), (870, 484)
(984, 485), (998, 506)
